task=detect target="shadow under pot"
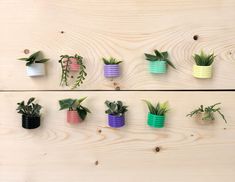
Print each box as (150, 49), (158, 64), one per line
(67, 110), (81, 124)
(104, 64), (120, 78)
(193, 65), (212, 79)
(22, 115), (40, 129)
(26, 63), (45, 77)
(69, 58), (80, 72)
(108, 114), (125, 128)
(147, 113), (165, 128)
(149, 61), (167, 74)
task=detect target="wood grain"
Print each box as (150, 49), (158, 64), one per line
(0, 91), (234, 182)
(0, 0), (235, 90)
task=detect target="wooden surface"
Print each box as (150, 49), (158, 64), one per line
(0, 91), (235, 182)
(0, 0), (235, 90)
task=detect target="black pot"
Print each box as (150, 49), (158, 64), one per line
(22, 115), (40, 129)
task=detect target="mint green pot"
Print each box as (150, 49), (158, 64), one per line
(149, 61), (167, 74)
(147, 113), (165, 128)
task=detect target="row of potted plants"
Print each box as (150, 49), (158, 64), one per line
(16, 97), (227, 129)
(18, 50), (216, 88)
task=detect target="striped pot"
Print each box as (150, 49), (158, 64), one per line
(193, 65), (212, 79)
(147, 113), (165, 128)
(104, 64), (120, 78)
(69, 58), (80, 72)
(67, 110), (81, 124)
(108, 114), (125, 128)
(149, 61), (167, 74)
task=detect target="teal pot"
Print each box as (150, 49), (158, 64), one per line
(147, 113), (165, 128)
(149, 61), (167, 74)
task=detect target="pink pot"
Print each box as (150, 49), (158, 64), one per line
(67, 111), (80, 124)
(69, 58), (80, 72)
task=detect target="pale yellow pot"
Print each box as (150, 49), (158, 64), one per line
(193, 65), (212, 79)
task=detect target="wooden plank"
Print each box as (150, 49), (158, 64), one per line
(0, 91), (234, 182)
(0, 0), (235, 90)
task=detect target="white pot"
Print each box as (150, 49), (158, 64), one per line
(26, 63), (45, 77)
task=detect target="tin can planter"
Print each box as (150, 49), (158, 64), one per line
(193, 65), (212, 79)
(108, 114), (125, 128)
(149, 61), (167, 74)
(147, 113), (165, 128)
(104, 64), (120, 78)
(26, 63), (45, 77)
(67, 110), (81, 124)
(69, 58), (80, 72)
(22, 115), (40, 129)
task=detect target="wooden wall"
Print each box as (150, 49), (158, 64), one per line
(0, 0), (235, 182)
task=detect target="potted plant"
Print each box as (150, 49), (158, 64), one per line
(186, 103), (227, 123)
(18, 51), (49, 77)
(58, 54), (87, 89)
(143, 100), (169, 128)
(16, 97), (42, 129)
(105, 100), (128, 128)
(144, 50), (176, 74)
(59, 97), (91, 124)
(192, 50), (215, 79)
(103, 57), (122, 78)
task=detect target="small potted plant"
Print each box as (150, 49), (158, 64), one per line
(105, 100), (128, 128)
(18, 51), (49, 77)
(192, 50), (215, 79)
(186, 103), (227, 123)
(59, 97), (91, 124)
(16, 97), (42, 129)
(143, 100), (169, 128)
(103, 57), (122, 78)
(144, 50), (176, 74)
(58, 54), (87, 89)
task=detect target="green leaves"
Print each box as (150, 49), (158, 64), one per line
(59, 97), (91, 121)
(16, 97), (42, 117)
(143, 100), (169, 116)
(18, 51), (49, 66)
(193, 50), (215, 66)
(103, 57), (122, 65)
(105, 100), (128, 116)
(144, 50), (176, 69)
(186, 103), (227, 123)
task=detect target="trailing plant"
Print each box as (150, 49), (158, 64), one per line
(105, 100), (128, 116)
(59, 97), (91, 120)
(144, 50), (176, 69)
(58, 54), (87, 89)
(18, 51), (49, 66)
(16, 97), (42, 117)
(103, 57), (122, 65)
(193, 50), (216, 66)
(186, 103), (227, 123)
(143, 100), (169, 116)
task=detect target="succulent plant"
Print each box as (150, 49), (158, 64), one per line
(144, 50), (176, 69)
(193, 50), (216, 66)
(143, 100), (169, 115)
(186, 103), (227, 123)
(18, 51), (49, 66)
(16, 97), (42, 117)
(59, 97), (91, 120)
(105, 100), (128, 116)
(103, 57), (122, 65)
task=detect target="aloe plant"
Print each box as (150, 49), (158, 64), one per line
(16, 97), (42, 117)
(103, 57), (122, 65)
(144, 50), (176, 69)
(186, 103), (227, 123)
(18, 51), (49, 66)
(143, 100), (169, 115)
(59, 97), (91, 120)
(105, 100), (128, 116)
(193, 50), (216, 66)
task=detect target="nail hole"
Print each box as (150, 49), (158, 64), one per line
(95, 160), (99, 165)
(193, 35), (199, 41)
(98, 129), (102, 133)
(71, 76), (74, 78)
(155, 146), (160, 152)
(24, 49), (30, 54)
(115, 86), (120, 90)
(60, 31), (64, 34)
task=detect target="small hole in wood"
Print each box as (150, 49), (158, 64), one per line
(24, 49), (30, 54)
(193, 35), (199, 41)
(115, 86), (120, 90)
(113, 82), (118, 86)
(60, 31), (64, 34)
(71, 76), (74, 78)
(224, 128), (227, 130)
(95, 160), (99, 166)
(155, 146), (160, 152)
(98, 129), (102, 133)
(190, 134), (194, 137)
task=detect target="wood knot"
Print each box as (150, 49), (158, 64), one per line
(97, 129), (102, 133)
(155, 146), (160, 152)
(24, 49), (30, 54)
(115, 86), (120, 90)
(113, 82), (118, 86)
(71, 76), (74, 78)
(190, 134), (194, 137)
(224, 128), (227, 130)
(94, 160), (99, 166)
(193, 35), (199, 41)
(60, 31), (64, 34)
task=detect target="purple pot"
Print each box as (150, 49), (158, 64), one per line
(108, 114), (125, 128)
(104, 64), (120, 78)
